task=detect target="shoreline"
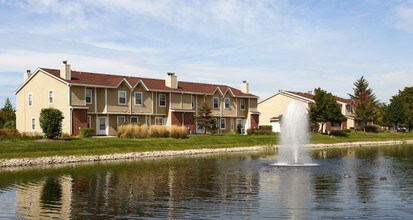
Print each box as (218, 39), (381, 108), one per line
(1, 140), (412, 168)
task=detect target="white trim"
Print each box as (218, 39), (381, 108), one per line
(48, 90), (54, 104)
(15, 68), (69, 94)
(31, 117), (36, 131)
(159, 94), (166, 107)
(223, 88), (235, 97)
(117, 116), (126, 125)
(212, 87), (224, 96)
(116, 78), (132, 88)
(118, 91), (127, 105)
(68, 86), (72, 135)
(104, 88), (108, 113)
(134, 92), (143, 106)
(85, 88), (93, 104)
(132, 80), (150, 91)
(213, 97), (219, 109)
(28, 93), (33, 107)
(224, 98), (230, 109)
(69, 106), (89, 109)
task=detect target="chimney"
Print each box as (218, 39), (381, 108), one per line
(241, 80), (249, 94)
(24, 70), (32, 81)
(60, 60), (71, 80)
(165, 72), (178, 89)
(308, 90), (313, 95)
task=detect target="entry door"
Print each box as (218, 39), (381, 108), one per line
(97, 117), (108, 135)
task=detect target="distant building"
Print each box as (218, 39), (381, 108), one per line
(15, 61), (259, 135)
(257, 90), (355, 132)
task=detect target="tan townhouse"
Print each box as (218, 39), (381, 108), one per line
(257, 90), (356, 132)
(15, 61), (259, 136)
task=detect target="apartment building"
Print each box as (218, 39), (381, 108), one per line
(15, 61), (259, 136)
(257, 90), (355, 132)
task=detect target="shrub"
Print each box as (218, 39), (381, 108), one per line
(0, 128), (21, 140)
(79, 128), (95, 138)
(170, 125), (187, 139)
(39, 108), (64, 139)
(330, 130), (349, 137)
(150, 125), (169, 138)
(259, 125), (272, 131)
(3, 120), (16, 129)
(364, 125), (378, 133)
(139, 124), (148, 138)
(247, 129), (275, 135)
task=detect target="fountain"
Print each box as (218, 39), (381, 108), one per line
(270, 101), (318, 167)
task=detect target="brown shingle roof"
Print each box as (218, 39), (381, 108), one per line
(41, 68), (256, 97)
(285, 91), (351, 104)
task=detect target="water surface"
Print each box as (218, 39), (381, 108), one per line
(1, 144), (413, 219)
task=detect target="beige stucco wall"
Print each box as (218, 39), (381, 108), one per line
(155, 92), (168, 115)
(70, 86), (85, 106)
(85, 87), (95, 112)
(131, 85), (153, 114)
(107, 82), (130, 113)
(16, 71), (70, 134)
(237, 98), (248, 117)
(96, 88), (106, 113)
(257, 93), (308, 126)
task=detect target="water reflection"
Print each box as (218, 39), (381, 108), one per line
(1, 145), (413, 218)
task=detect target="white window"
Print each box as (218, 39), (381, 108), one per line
(87, 116), (92, 128)
(220, 118), (226, 129)
(86, 89), (92, 104)
(237, 119), (242, 129)
(118, 91), (127, 105)
(240, 99), (245, 110)
(28, 93), (33, 107)
(224, 98), (230, 109)
(134, 92), (143, 106)
(130, 117), (138, 123)
(117, 116), (126, 125)
(155, 117), (164, 125)
(159, 94), (166, 107)
(213, 97), (219, 109)
(48, 90), (54, 104)
(31, 118), (36, 130)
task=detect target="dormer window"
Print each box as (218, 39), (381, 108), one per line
(118, 91), (127, 105)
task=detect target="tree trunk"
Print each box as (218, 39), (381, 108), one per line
(320, 123), (324, 134)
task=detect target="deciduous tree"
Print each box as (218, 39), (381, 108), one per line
(39, 108), (64, 139)
(309, 88), (345, 133)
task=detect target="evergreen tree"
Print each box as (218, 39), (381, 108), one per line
(384, 96), (405, 130)
(398, 86), (413, 131)
(196, 102), (216, 134)
(349, 76), (378, 129)
(0, 98), (16, 128)
(309, 88), (345, 133)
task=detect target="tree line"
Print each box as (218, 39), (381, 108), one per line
(309, 76), (413, 132)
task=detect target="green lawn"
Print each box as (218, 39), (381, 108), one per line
(0, 132), (412, 160)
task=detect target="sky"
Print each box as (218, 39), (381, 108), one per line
(1, 0), (413, 108)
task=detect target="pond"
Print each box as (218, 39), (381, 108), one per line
(1, 144), (413, 219)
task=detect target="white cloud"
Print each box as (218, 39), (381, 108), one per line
(394, 1), (413, 33)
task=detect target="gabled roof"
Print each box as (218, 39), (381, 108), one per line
(17, 68), (257, 98)
(259, 90), (351, 104)
(285, 91), (351, 104)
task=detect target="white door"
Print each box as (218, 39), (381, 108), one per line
(97, 117), (108, 135)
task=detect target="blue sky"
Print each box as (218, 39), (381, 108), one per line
(1, 0), (413, 108)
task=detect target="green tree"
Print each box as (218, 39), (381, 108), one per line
(397, 86), (413, 131)
(384, 96), (405, 130)
(196, 102), (216, 134)
(39, 108), (64, 139)
(0, 98), (16, 128)
(349, 76), (378, 130)
(309, 88), (346, 133)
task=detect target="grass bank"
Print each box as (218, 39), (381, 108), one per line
(0, 132), (412, 160)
